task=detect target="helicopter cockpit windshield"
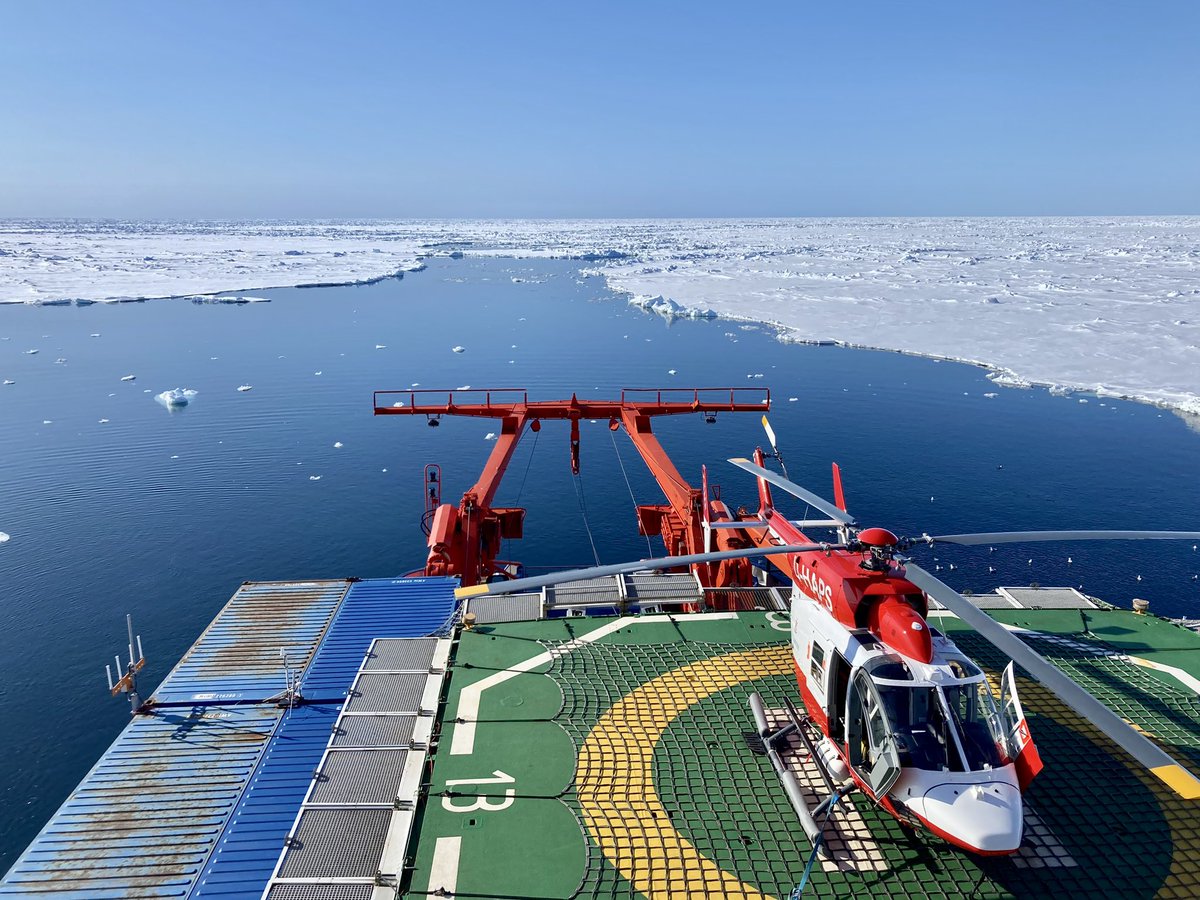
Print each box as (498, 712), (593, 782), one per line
(859, 654), (1009, 774)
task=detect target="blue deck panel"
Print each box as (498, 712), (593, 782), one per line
(151, 581), (350, 705)
(190, 704), (338, 898)
(191, 577), (458, 898)
(300, 576), (458, 701)
(0, 704), (283, 899)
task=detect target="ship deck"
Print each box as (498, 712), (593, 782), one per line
(404, 606), (1200, 900)
(4, 580), (1199, 900)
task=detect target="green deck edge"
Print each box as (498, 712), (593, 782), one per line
(403, 610), (1200, 900)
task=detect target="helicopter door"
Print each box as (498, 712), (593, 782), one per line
(1000, 662), (1044, 789)
(846, 671), (902, 797)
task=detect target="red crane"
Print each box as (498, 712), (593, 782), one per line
(374, 387), (770, 593)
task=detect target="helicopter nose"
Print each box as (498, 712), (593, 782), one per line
(911, 781), (1023, 854)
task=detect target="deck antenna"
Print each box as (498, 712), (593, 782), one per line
(105, 614), (146, 715)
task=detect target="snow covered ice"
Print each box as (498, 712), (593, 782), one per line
(5, 217), (1200, 416)
(156, 388), (197, 408)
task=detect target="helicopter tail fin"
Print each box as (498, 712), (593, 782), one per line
(832, 462), (847, 512)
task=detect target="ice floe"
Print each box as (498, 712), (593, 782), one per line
(120, 375), (136, 382)
(156, 388), (197, 408)
(452, 345), (466, 353)
(0, 532), (9, 543)
(6, 217), (1200, 415)
(237, 385), (252, 392)
(333, 441), (343, 448)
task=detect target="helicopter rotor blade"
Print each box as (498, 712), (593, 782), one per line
(456, 541), (844, 599)
(901, 560), (1200, 800)
(729, 457), (856, 526)
(924, 530), (1200, 547)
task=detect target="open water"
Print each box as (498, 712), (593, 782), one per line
(2, 255), (1199, 872)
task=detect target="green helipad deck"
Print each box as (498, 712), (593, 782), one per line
(405, 608), (1200, 899)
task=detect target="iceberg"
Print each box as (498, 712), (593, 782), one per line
(156, 388), (197, 408)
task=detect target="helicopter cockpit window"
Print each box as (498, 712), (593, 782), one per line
(942, 681), (1006, 770)
(946, 656), (983, 680)
(864, 654), (912, 681)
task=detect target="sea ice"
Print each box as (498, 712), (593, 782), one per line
(0, 532), (9, 543)
(25, 349), (37, 355)
(156, 388), (197, 408)
(120, 375), (136, 382)
(237, 385), (252, 392)
(333, 441), (344, 448)
(452, 345), (466, 353)
(98, 418), (109, 424)
(3, 380), (13, 386)
(375, 344), (387, 350)
(484, 432), (497, 440)
(8, 217), (1200, 416)
(668, 369), (677, 375)
(309, 475), (322, 481)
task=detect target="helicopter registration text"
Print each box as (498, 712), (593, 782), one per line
(792, 558), (834, 609)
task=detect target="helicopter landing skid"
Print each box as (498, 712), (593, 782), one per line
(748, 693), (858, 855)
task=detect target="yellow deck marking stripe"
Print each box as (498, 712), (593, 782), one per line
(1151, 764), (1200, 800)
(577, 645), (791, 900)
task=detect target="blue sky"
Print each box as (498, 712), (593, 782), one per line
(1, 1), (1197, 217)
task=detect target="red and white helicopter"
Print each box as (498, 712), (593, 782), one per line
(457, 423), (1200, 856)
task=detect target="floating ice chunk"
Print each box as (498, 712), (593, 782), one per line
(333, 441), (344, 448)
(511, 344), (518, 349)
(25, 349), (38, 355)
(668, 369), (677, 375)
(392, 401), (405, 408)
(983, 392), (998, 398)
(98, 418), (109, 424)
(309, 475), (322, 481)
(90, 333), (100, 338)
(788, 397), (799, 402)
(3, 380), (13, 386)
(452, 345), (466, 353)
(382, 468), (388, 473)
(156, 388), (197, 408)
(484, 432), (497, 440)
(54, 358), (67, 364)
(456, 384), (471, 390)
(375, 344), (387, 350)
(170, 455), (179, 459)
(42, 420), (51, 424)
(411, 382), (420, 387)
(237, 385), (253, 392)
(0, 532), (9, 543)
(1079, 398), (1089, 403)
(120, 375), (136, 382)
(314, 371), (322, 375)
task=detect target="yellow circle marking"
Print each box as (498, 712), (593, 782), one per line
(576, 645), (791, 899)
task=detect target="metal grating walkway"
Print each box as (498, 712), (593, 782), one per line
(264, 638), (450, 899)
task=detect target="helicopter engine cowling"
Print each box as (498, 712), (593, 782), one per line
(867, 596), (933, 663)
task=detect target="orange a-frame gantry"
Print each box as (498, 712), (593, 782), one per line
(374, 388), (770, 594)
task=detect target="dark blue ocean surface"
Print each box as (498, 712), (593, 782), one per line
(1, 256), (1198, 871)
